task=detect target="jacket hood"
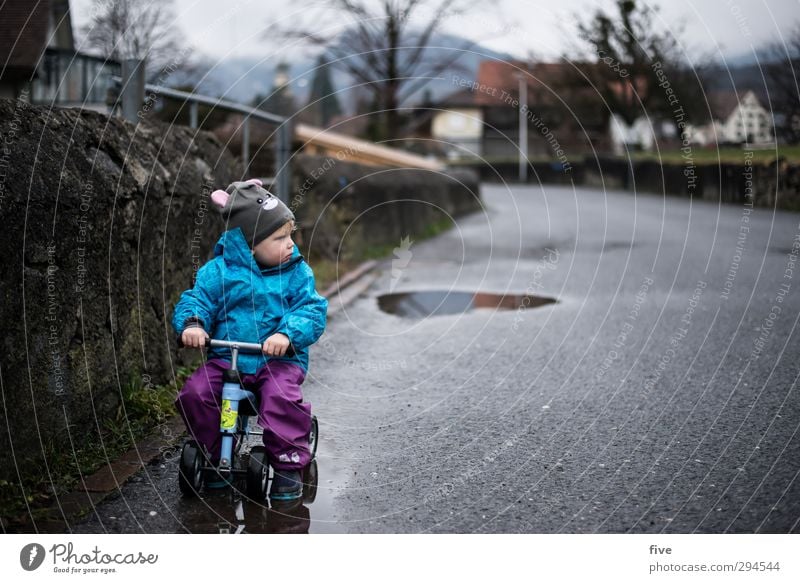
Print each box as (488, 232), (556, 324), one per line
(213, 228), (303, 273)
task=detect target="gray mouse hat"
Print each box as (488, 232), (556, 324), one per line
(210, 179), (294, 247)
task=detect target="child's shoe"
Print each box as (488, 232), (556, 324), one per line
(269, 469), (302, 501)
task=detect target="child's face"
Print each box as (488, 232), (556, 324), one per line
(252, 221), (295, 267)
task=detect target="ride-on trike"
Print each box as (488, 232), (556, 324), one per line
(177, 338), (318, 501)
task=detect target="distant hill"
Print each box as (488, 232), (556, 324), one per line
(173, 31), (513, 112)
(701, 61), (782, 105)
(174, 33), (784, 116)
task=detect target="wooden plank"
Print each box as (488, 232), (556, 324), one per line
(295, 123), (444, 171)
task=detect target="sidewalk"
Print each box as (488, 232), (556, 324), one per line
(7, 260), (380, 533)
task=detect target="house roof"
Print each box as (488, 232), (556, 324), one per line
(475, 60), (526, 106)
(708, 91), (741, 120)
(707, 90), (762, 120)
(0, 0), (51, 75)
(474, 60), (580, 106)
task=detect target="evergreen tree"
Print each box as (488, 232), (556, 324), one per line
(306, 56), (342, 128)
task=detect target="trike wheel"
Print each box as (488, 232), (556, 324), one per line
(309, 415), (319, 459)
(247, 446), (269, 500)
(178, 440), (204, 496)
(302, 459), (318, 504)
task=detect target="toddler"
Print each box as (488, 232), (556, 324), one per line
(172, 179), (328, 501)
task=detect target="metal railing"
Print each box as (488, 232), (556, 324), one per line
(31, 47), (121, 109)
(114, 60), (292, 201)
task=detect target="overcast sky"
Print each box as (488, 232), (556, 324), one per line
(70, 0), (799, 64)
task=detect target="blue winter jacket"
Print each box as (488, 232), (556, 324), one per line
(171, 228), (328, 374)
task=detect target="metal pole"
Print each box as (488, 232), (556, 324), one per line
(274, 120), (292, 202)
(189, 100), (198, 129)
(120, 58), (146, 124)
(518, 74), (528, 183)
(242, 116), (250, 176)
(111, 77), (292, 180)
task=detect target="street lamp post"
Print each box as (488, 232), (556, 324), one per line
(517, 73), (528, 183)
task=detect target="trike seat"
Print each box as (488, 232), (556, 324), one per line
(237, 392), (260, 418)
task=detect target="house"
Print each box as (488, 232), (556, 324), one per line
(0, 0), (119, 110)
(1, 0), (51, 99)
(424, 60), (611, 162)
(688, 90), (774, 146)
(429, 88), (484, 159)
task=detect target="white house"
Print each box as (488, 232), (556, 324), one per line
(688, 90), (774, 146)
(609, 114), (654, 154)
(429, 89), (484, 160)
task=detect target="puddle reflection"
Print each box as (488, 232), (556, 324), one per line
(176, 460), (318, 534)
(378, 290), (557, 318)
(178, 494), (312, 534)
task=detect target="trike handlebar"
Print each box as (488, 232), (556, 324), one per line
(176, 334), (295, 358)
(204, 337), (296, 358)
(206, 338), (264, 353)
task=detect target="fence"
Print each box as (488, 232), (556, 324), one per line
(115, 59), (292, 200)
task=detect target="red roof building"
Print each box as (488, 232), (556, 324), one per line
(425, 60), (612, 162)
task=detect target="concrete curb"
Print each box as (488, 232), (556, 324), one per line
(7, 416), (187, 533)
(320, 260), (378, 299)
(321, 260), (380, 316)
(8, 259), (381, 532)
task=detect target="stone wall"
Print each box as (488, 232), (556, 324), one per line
(584, 157), (797, 210)
(290, 154), (482, 261)
(0, 99), (237, 480)
(463, 157), (800, 211)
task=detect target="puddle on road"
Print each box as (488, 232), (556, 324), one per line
(377, 290), (557, 318)
(602, 241), (637, 253)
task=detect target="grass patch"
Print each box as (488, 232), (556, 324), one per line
(311, 257), (358, 292)
(445, 146), (800, 167)
(0, 368), (192, 523)
(628, 145), (800, 165)
(311, 216), (456, 292)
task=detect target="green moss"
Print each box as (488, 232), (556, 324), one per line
(418, 216), (455, 240)
(311, 259), (356, 292)
(0, 368), (192, 523)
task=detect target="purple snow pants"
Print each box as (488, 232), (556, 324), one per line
(175, 358), (311, 471)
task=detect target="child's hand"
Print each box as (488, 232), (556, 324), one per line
(181, 327), (209, 348)
(262, 333), (290, 357)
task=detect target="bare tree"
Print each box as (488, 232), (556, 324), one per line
(763, 24), (800, 144)
(79, 0), (190, 80)
(572, 0), (708, 131)
(272, 0), (477, 140)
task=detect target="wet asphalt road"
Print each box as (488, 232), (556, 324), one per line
(74, 183), (800, 533)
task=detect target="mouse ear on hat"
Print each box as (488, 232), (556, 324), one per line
(210, 189), (230, 210)
(245, 178), (263, 187)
